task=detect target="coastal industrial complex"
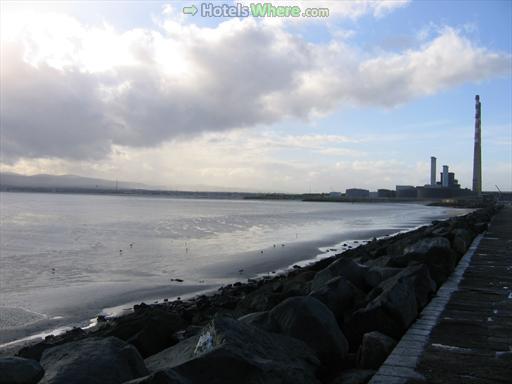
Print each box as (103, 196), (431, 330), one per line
(345, 95), (484, 200)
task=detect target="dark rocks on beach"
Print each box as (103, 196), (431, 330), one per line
(363, 266), (402, 289)
(39, 337), (148, 384)
(357, 331), (397, 369)
(0, 356), (44, 384)
(123, 370), (190, 384)
(145, 316), (321, 384)
(268, 296), (349, 367)
(368, 264), (436, 310)
(94, 306), (185, 358)
(309, 276), (354, 320)
(235, 271), (314, 314)
(330, 369), (376, 384)
(472, 221), (488, 233)
(311, 257), (369, 292)
(17, 327), (87, 361)
(451, 228), (474, 255)
(348, 271), (418, 341)
(7, 205), (500, 384)
(387, 237), (457, 287)
(237, 311), (278, 333)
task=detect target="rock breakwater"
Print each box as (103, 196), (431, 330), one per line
(3, 204), (500, 384)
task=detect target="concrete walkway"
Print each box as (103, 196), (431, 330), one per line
(370, 206), (512, 384)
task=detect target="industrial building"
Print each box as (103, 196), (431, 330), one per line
(341, 96), (483, 201)
(377, 189), (395, 198)
(345, 188), (370, 199)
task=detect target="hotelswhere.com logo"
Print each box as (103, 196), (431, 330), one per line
(183, 2), (330, 18)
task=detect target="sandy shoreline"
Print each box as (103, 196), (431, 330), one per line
(0, 206), (470, 352)
(0, 227), (398, 349)
(0, 204), (499, 384)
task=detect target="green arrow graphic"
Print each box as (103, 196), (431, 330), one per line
(183, 5), (198, 16)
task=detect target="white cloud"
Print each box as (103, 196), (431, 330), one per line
(0, 8), (510, 165)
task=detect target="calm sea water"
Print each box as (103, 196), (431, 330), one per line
(0, 192), (469, 344)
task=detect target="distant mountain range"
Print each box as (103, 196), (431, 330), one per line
(0, 172), (154, 190)
(0, 172), (279, 194)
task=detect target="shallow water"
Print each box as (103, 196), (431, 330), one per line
(0, 192), (469, 344)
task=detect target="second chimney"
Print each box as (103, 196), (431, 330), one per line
(430, 156), (437, 186)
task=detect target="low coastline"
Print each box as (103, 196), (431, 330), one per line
(0, 226), (420, 349)
(0, 202), (500, 384)
(0, 206), (462, 354)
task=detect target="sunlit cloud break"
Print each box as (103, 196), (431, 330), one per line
(1, 6), (510, 163)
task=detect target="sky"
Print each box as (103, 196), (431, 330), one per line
(1, 0), (511, 193)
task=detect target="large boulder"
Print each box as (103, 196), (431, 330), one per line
(311, 258), (369, 292)
(403, 237), (451, 255)
(145, 316), (320, 384)
(387, 237), (457, 286)
(364, 267), (402, 289)
(237, 311), (278, 332)
(123, 370), (189, 384)
(0, 356), (44, 384)
(39, 337), (148, 384)
(95, 306), (185, 358)
(269, 296), (349, 366)
(451, 228), (474, 255)
(309, 276), (354, 319)
(357, 331), (397, 369)
(348, 263), (435, 343)
(368, 264), (436, 310)
(235, 272), (313, 314)
(348, 274), (418, 341)
(330, 369), (375, 384)
(17, 328), (87, 361)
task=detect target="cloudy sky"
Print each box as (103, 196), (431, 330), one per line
(1, 0), (511, 192)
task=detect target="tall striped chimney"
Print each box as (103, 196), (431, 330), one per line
(472, 95), (482, 194)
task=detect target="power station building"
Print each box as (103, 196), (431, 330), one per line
(394, 95), (481, 199)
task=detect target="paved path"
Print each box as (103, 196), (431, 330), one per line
(370, 206), (512, 384)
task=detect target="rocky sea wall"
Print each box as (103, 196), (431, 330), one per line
(1, 203), (501, 384)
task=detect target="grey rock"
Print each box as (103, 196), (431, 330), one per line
(123, 370), (189, 384)
(349, 274), (418, 340)
(269, 296), (349, 366)
(348, 263), (436, 343)
(357, 331), (397, 369)
(309, 276), (354, 319)
(473, 222), (488, 232)
(40, 337), (148, 384)
(388, 237), (457, 287)
(364, 267), (402, 289)
(451, 228), (474, 255)
(331, 369), (375, 384)
(0, 356), (44, 384)
(237, 311), (278, 332)
(311, 257), (369, 292)
(403, 237), (451, 255)
(363, 256), (391, 268)
(145, 316), (320, 384)
(369, 264), (436, 310)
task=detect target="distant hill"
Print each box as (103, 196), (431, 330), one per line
(0, 172), (153, 190)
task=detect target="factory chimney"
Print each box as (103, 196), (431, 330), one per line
(430, 156), (437, 186)
(442, 165), (449, 187)
(472, 95), (482, 194)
